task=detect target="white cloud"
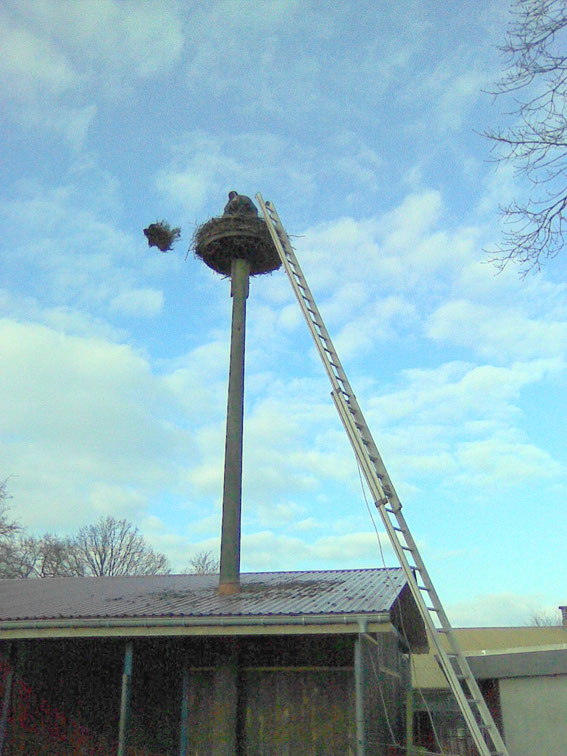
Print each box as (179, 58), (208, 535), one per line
(369, 359), (562, 428)
(333, 296), (417, 360)
(239, 529), (394, 571)
(0, 179), (159, 315)
(427, 299), (567, 361)
(7, 0), (183, 79)
(295, 517), (321, 532)
(362, 358), (565, 495)
(0, 289), (126, 342)
(0, 0), (183, 144)
(52, 104), (98, 152)
(331, 132), (384, 190)
(156, 130), (316, 216)
(298, 190), (471, 302)
(0, 319), (191, 531)
(89, 482), (149, 519)
(426, 59), (488, 132)
(455, 436), (563, 487)
(164, 340), (229, 424)
(170, 369), (357, 519)
(110, 288), (164, 317)
(447, 592), (559, 628)
(0, 19), (78, 96)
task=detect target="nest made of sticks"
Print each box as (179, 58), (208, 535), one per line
(192, 215), (281, 276)
(143, 220), (181, 252)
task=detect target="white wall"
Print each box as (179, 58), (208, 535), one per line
(500, 675), (567, 756)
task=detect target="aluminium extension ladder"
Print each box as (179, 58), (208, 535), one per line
(257, 194), (509, 756)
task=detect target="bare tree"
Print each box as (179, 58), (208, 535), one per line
(527, 608), (562, 626)
(0, 486), (170, 578)
(0, 479), (22, 578)
(8, 534), (85, 579)
(71, 516), (170, 576)
(183, 549), (219, 575)
(485, 0), (567, 273)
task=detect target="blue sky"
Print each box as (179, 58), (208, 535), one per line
(1, 0), (566, 626)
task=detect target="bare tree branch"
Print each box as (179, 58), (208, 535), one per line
(0, 484), (170, 578)
(9, 534), (85, 578)
(71, 517), (170, 576)
(0, 479), (22, 578)
(527, 608), (562, 626)
(485, 0), (567, 273)
(183, 550), (219, 575)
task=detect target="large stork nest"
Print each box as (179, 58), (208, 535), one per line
(192, 215), (281, 276)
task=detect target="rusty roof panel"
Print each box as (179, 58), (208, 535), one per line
(0, 568), (405, 622)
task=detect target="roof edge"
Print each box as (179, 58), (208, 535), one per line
(0, 612), (392, 638)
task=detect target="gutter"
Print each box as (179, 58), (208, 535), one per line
(0, 612), (391, 635)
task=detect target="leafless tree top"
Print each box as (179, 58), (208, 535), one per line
(72, 516), (170, 576)
(486, 0), (567, 274)
(183, 549), (219, 575)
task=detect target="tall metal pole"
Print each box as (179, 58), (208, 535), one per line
(218, 257), (250, 595)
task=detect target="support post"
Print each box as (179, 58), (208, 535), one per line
(219, 257), (250, 596)
(354, 636), (366, 756)
(0, 644), (15, 755)
(406, 689), (414, 755)
(179, 662), (190, 756)
(212, 649), (239, 755)
(117, 641), (133, 756)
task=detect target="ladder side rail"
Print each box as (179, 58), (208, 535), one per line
(257, 195), (350, 397)
(257, 194), (403, 513)
(334, 388), (507, 755)
(257, 196), (508, 756)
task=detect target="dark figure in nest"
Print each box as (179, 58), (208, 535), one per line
(223, 191), (259, 217)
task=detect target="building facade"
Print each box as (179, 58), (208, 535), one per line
(0, 568), (427, 755)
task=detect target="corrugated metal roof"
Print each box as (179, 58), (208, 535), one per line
(0, 568), (406, 622)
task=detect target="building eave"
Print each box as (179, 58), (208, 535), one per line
(0, 612), (393, 640)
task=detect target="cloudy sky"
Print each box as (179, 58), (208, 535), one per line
(1, 0), (565, 626)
